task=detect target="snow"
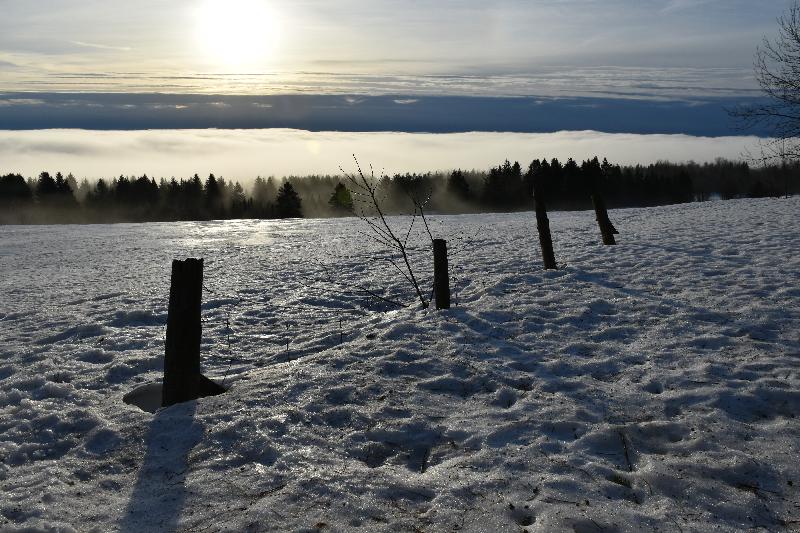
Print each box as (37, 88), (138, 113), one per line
(1, 197), (799, 532)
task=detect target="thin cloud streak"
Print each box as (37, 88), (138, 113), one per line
(660, 0), (717, 13)
(0, 67), (761, 98)
(70, 41), (133, 52)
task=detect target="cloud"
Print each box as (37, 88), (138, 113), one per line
(69, 41), (132, 52)
(0, 67), (760, 99)
(0, 128), (764, 181)
(0, 0), (782, 97)
(148, 104), (189, 110)
(394, 99), (419, 105)
(0, 98), (45, 106)
(660, 0), (717, 13)
(0, 59), (23, 68)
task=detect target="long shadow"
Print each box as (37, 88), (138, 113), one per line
(627, 240), (753, 265)
(119, 400), (203, 532)
(570, 265), (731, 321)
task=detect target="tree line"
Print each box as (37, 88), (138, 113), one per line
(1, 157), (796, 224)
(0, 172), (302, 224)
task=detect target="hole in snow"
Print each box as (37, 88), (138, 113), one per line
(123, 377), (228, 413)
(123, 382), (164, 413)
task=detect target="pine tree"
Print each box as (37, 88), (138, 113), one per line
(230, 182), (247, 216)
(252, 176), (278, 215)
(66, 173), (79, 198)
(482, 160), (524, 208)
(54, 172), (66, 193)
(523, 160), (541, 199)
(0, 174), (33, 204)
(76, 179), (91, 203)
(447, 169), (470, 200)
(275, 181), (303, 218)
(328, 182), (353, 213)
(205, 173), (222, 217)
(35, 171), (58, 202)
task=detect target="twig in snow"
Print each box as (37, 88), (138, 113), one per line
(666, 514), (684, 533)
(221, 310), (235, 388)
(619, 429), (634, 472)
(420, 446), (431, 474)
(588, 517), (606, 531)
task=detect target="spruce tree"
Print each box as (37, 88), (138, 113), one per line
(0, 174), (33, 204)
(482, 160), (524, 208)
(328, 182), (353, 213)
(35, 171), (59, 204)
(205, 173), (222, 217)
(447, 170), (470, 200)
(276, 182), (303, 218)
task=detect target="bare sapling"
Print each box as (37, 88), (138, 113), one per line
(341, 156), (430, 309)
(408, 189), (451, 309)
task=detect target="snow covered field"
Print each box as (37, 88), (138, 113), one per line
(1, 197), (799, 532)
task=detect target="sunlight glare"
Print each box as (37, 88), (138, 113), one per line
(195, 0), (279, 68)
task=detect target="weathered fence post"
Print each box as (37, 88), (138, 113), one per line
(591, 193), (618, 246)
(163, 258), (224, 407)
(433, 239), (451, 310)
(532, 181), (557, 270)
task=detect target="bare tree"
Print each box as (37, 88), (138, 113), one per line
(341, 156), (431, 309)
(734, 2), (800, 163)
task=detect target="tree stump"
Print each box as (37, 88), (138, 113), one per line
(162, 258), (225, 407)
(532, 181), (557, 270)
(433, 239), (451, 310)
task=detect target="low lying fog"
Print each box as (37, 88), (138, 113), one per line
(0, 128), (764, 182)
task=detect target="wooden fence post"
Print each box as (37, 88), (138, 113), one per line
(163, 258), (224, 408)
(591, 193), (618, 245)
(532, 181), (557, 270)
(433, 239), (451, 310)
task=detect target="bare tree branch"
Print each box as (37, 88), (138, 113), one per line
(732, 2), (800, 163)
(341, 156), (430, 308)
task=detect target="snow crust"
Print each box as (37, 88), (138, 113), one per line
(1, 197), (799, 531)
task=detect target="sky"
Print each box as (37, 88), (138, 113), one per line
(0, 0), (790, 174)
(0, 0), (787, 94)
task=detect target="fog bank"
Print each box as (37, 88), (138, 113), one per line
(0, 128), (763, 180)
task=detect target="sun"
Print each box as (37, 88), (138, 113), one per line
(195, 0), (280, 68)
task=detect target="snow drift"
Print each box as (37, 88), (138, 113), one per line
(0, 197), (798, 531)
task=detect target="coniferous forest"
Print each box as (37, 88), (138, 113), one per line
(0, 157), (796, 224)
